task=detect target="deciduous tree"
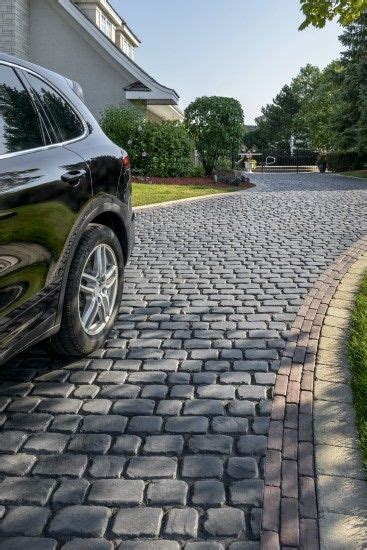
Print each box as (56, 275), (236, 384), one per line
(296, 61), (342, 150)
(185, 96), (244, 175)
(299, 0), (366, 30)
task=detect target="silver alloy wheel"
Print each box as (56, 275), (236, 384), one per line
(78, 243), (119, 336)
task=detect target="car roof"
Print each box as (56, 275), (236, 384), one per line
(0, 51), (97, 126)
(0, 52), (77, 96)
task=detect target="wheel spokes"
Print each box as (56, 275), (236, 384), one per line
(100, 293), (110, 323)
(80, 284), (95, 295)
(79, 243), (118, 336)
(103, 265), (118, 289)
(82, 272), (98, 285)
(95, 244), (107, 278)
(82, 297), (99, 330)
(80, 271), (98, 295)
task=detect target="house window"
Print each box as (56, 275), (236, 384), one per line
(123, 38), (134, 60)
(100, 13), (112, 38)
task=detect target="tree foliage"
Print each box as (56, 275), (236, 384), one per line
(299, 0), (366, 30)
(333, 12), (367, 153)
(326, 151), (365, 170)
(245, 65), (320, 151)
(184, 96), (245, 175)
(296, 61), (342, 150)
(101, 104), (198, 177)
(100, 104), (145, 169)
(139, 119), (197, 177)
(248, 13), (367, 155)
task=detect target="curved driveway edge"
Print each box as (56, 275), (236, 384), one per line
(133, 189), (248, 212)
(315, 252), (367, 549)
(261, 236), (367, 550)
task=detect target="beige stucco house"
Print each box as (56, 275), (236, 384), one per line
(0, 0), (184, 121)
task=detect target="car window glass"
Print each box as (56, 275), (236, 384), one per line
(26, 73), (84, 143)
(0, 64), (44, 156)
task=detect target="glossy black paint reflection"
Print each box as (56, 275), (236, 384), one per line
(0, 145), (91, 348)
(0, 53), (134, 364)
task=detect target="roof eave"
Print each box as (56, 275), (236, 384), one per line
(58, 0), (179, 104)
(116, 24), (141, 46)
(146, 103), (184, 122)
(125, 90), (180, 104)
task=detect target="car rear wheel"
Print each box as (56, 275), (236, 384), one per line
(52, 223), (124, 356)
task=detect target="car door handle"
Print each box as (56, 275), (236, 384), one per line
(61, 169), (86, 185)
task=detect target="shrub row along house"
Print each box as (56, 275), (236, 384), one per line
(0, 0), (184, 122)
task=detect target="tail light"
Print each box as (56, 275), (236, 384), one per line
(122, 154), (130, 170)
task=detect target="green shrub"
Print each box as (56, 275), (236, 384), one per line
(190, 164), (205, 177)
(215, 157), (232, 170)
(100, 104), (197, 177)
(100, 104), (145, 170)
(140, 120), (196, 177)
(326, 151), (366, 172)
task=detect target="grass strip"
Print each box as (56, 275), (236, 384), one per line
(340, 170), (367, 180)
(348, 270), (367, 468)
(132, 183), (237, 207)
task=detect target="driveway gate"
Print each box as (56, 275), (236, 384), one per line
(253, 150), (319, 173)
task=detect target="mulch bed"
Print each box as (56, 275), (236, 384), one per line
(132, 176), (255, 190)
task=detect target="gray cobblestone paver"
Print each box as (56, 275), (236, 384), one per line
(0, 173), (366, 546)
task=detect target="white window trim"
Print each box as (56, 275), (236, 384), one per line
(99, 11), (113, 39)
(122, 36), (134, 59)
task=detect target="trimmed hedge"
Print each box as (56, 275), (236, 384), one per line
(326, 151), (366, 172)
(100, 104), (201, 177)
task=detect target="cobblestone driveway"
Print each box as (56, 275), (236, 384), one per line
(0, 174), (366, 549)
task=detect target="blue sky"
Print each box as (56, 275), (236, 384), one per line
(111, 0), (343, 124)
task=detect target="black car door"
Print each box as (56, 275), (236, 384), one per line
(0, 62), (91, 358)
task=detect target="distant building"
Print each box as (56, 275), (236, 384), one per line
(0, 0), (183, 121)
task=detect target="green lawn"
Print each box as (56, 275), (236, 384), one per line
(132, 183), (237, 207)
(348, 271), (367, 469)
(340, 170), (367, 180)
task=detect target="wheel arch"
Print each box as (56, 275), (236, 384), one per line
(54, 195), (134, 326)
(91, 211), (128, 264)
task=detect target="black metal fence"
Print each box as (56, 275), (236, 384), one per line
(250, 150), (319, 173)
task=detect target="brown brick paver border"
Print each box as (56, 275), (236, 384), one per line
(261, 235), (367, 550)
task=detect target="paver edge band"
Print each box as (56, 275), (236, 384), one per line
(260, 234), (367, 550)
(314, 251), (367, 549)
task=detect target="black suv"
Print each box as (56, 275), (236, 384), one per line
(0, 53), (134, 364)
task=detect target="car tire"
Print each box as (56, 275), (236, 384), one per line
(51, 223), (124, 357)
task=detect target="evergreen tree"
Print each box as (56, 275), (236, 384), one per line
(334, 13), (367, 153)
(248, 65), (320, 151)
